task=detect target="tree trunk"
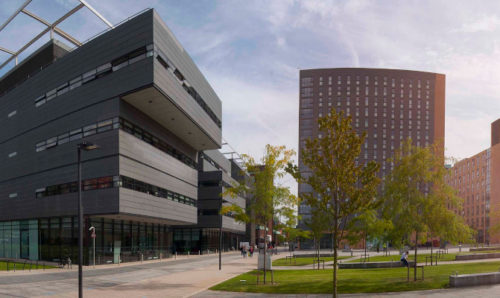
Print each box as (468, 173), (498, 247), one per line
(317, 238), (320, 270)
(263, 233), (267, 284)
(430, 236), (433, 264)
(333, 223), (338, 298)
(414, 232), (418, 282)
(364, 231), (367, 261)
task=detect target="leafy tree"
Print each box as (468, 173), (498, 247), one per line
(287, 110), (380, 298)
(383, 139), (474, 281)
(305, 207), (330, 269)
(347, 208), (392, 259)
(223, 144), (297, 284)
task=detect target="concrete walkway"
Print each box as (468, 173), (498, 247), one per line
(0, 252), (259, 298)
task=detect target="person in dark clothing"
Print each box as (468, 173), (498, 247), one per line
(401, 250), (409, 267)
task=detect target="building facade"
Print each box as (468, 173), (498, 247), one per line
(448, 119), (500, 244)
(298, 68), (446, 246)
(0, 9), (223, 264)
(173, 150), (247, 253)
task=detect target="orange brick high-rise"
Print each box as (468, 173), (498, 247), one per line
(449, 119), (500, 244)
(298, 68), (446, 243)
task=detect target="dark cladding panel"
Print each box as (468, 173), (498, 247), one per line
(0, 40), (70, 96)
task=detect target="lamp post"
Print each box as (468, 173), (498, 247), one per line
(89, 226), (96, 268)
(77, 141), (98, 298)
(219, 198), (222, 270)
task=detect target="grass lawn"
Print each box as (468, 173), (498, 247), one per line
(211, 261), (500, 294)
(0, 261), (55, 271)
(273, 256), (350, 266)
(347, 252), (463, 263)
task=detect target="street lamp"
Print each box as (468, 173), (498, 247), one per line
(89, 226), (96, 268)
(77, 141), (98, 298)
(219, 199), (222, 271)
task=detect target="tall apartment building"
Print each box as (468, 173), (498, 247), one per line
(298, 68), (445, 236)
(448, 119), (500, 244)
(0, 9), (223, 264)
(174, 150), (247, 252)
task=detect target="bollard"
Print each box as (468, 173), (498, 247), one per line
(141, 253), (144, 263)
(188, 251), (190, 257)
(199, 251), (201, 256)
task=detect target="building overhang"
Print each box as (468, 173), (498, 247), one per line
(122, 85), (219, 151)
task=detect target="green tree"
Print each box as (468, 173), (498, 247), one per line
(347, 208), (392, 259)
(383, 139), (473, 281)
(287, 110), (380, 298)
(302, 207), (330, 268)
(223, 144), (297, 284)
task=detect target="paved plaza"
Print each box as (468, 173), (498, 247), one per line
(1, 248), (500, 297)
(0, 252), (256, 298)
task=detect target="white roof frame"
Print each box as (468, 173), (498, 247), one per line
(0, 0), (114, 70)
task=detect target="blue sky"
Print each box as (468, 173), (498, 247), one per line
(2, 0), (500, 175)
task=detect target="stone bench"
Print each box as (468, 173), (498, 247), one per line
(455, 253), (500, 260)
(292, 253), (334, 258)
(469, 247), (500, 252)
(450, 272), (500, 287)
(339, 261), (415, 269)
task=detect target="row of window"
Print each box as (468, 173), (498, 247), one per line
(302, 76), (431, 88)
(198, 209), (235, 218)
(199, 152), (227, 173)
(34, 45), (154, 108)
(120, 175), (196, 206)
(301, 88), (432, 99)
(34, 116), (197, 170)
(155, 48), (221, 128)
(304, 97), (431, 109)
(34, 175), (196, 207)
(36, 176), (115, 198)
(156, 55), (221, 129)
(120, 118), (197, 169)
(36, 117), (119, 152)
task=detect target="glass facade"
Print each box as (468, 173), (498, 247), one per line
(173, 228), (242, 254)
(88, 217), (172, 264)
(0, 220), (38, 260)
(0, 216), (173, 265)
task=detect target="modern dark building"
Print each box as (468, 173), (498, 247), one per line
(298, 68), (446, 246)
(0, 9), (223, 264)
(173, 149), (246, 253)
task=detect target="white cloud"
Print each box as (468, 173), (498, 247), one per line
(459, 15), (500, 33)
